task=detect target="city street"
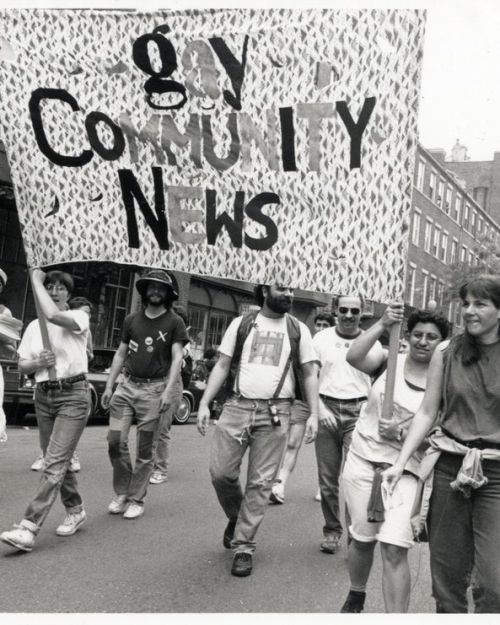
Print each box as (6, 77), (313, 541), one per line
(0, 419), (435, 614)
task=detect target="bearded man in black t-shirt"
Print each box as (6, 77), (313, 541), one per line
(101, 269), (188, 519)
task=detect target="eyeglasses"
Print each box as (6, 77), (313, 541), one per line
(46, 284), (68, 293)
(338, 307), (361, 315)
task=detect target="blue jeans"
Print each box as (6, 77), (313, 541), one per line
(107, 378), (163, 505)
(315, 396), (364, 537)
(428, 452), (500, 613)
(209, 396), (291, 554)
(23, 382), (90, 532)
(152, 376), (183, 474)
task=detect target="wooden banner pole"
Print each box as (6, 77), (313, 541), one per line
(381, 322), (401, 420)
(28, 268), (57, 381)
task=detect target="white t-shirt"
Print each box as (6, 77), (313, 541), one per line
(219, 312), (316, 399)
(350, 354), (426, 475)
(313, 327), (383, 399)
(18, 310), (89, 382)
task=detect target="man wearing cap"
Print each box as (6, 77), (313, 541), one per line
(313, 294), (384, 555)
(101, 269), (188, 519)
(1, 269), (90, 553)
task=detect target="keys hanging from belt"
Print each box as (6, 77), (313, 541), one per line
(268, 400), (281, 427)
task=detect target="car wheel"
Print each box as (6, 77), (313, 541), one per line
(173, 395), (192, 425)
(88, 383), (99, 418)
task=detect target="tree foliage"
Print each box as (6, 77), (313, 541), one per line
(443, 232), (500, 299)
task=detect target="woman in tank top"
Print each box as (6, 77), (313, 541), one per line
(384, 275), (500, 613)
(338, 303), (449, 613)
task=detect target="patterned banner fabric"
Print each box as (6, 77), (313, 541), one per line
(0, 9), (425, 299)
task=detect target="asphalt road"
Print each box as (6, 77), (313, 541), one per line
(0, 420), (434, 614)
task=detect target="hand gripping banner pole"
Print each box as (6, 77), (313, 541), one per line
(381, 322), (401, 420)
(28, 268), (57, 381)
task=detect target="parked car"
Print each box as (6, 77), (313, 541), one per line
(1, 356), (33, 424)
(2, 351), (207, 425)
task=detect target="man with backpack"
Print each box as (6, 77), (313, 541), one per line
(197, 284), (319, 577)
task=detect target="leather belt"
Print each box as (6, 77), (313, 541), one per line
(320, 394), (367, 405)
(39, 373), (87, 392)
(125, 373), (166, 384)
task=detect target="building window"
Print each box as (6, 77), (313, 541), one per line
(471, 209), (477, 235)
(445, 186), (452, 214)
(448, 301), (454, 323)
(477, 215), (483, 235)
(188, 306), (208, 358)
(437, 178), (445, 208)
(472, 186), (488, 209)
(93, 268), (134, 349)
(416, 159), (426, 191)
(461, 245), (467, 263)
(464, 202), (470, 230)
(428, 171), (437, 202)
(206, 311), (235, 350)
(454, 195), (462, 222)
(455, 301), (462, 327)
(437, 280), (445, 306)
(432, 224), (441, 257)
(411, 209), (421, 246)
(421, 271), (429, 308)
(424, 218), (433, 253)
(406, 263), (416, 306)
(440, 231), (448, 262)
(451, 238), (458, 264)
(429, 275), (437, 302)
(468, 250), (474, 266)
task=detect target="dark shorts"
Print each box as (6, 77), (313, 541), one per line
(290, 400), (310, 426)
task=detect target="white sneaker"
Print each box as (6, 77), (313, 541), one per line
(68, 454), (81, 473)
(149, 471), (168, 484)
(0, 523), (36, 552)
(123, 503), (144, 519)
(269, 481), (285, 504)
(31, 454), (45, 471)
(56, 510), (87, 536)
(108, 494), (127, 515)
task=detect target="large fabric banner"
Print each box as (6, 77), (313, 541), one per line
(0, 9), (425, 299)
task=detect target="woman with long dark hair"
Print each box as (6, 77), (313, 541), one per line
(384, 275), (500, 613)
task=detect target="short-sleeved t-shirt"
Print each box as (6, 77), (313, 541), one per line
(219, 312), (316, 399)
(121, 309), (188, 378)
(18, 310), (89, 382)
(313, 327), (384, 399)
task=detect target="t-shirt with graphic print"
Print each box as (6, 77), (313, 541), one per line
(219, 312), (316, 399)
(121, 309), (189, 379)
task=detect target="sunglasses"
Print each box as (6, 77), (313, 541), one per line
(338, 307), (361, 315)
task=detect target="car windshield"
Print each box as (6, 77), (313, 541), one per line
(88, 350), (114, 373)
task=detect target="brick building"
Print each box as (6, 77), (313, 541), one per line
(405, 143), (500, 332)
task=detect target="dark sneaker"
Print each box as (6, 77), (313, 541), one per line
(231, 552), (252, 577)
(223, 517), (237, 549)
(340, 590), (366, 613)
(320, 534), (341, 554)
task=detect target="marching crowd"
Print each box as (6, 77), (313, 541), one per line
(1, 265), (500, 614)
